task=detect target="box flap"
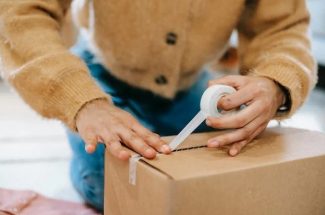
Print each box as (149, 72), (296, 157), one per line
(142, 127), (325, 180)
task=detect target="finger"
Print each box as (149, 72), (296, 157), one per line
(228, 140), (248, 156)
(206, 100), (264, 129)
(83, 135), (98, 154)
(208, 75), (248, 89)
(228, 123), (268, 156)
(207, 128), (247, 148)
(85, 143), (97, 154)
(207, 115), (266, 148)
(97, 136), (105, 143)
(108, 141), (130, 161)
(218, 86), (254, 111)
(100, 130), (129, 160)
(99, 129), (121, 146)
(117, 127), (157, 159)
(131, 123), (171, 154)
(250, 122), (268, 140)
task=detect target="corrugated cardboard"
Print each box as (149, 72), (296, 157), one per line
(104, 127), (325, 215)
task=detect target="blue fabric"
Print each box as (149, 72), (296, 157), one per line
(67, 48), (216, 211)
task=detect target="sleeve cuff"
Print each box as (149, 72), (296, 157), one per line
(8, 51), (111, 131)
(46, 70), (111, 131)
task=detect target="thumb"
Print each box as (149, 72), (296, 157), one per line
(85, 143), (98, 154)
(82, 135), (98, 154)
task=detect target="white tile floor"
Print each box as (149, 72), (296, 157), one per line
(0, 80), (325, 203)
(0, 81), (82, 202)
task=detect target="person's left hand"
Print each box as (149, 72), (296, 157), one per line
(206, 75), (285, 156)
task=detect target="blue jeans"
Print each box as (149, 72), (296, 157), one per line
(67, 49), (216, 211)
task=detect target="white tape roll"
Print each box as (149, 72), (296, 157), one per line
(200, 85), (236, 117)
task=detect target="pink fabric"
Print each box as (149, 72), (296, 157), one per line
(0, 188), (101, 215)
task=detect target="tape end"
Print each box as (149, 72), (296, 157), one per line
(129, 154), (142, 186)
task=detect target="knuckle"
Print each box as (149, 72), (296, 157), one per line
(120, 132), (133, 144)
(100, 128), (112, 137)
(157, 139), (166, 147)
(261, 125), (267, 132)
(153, 140), (165, 149)
(105, 134), (120, 143)
(218, 138), (226, 146)
(83, 134), (96, 144)
(147, 134), (160, 144)
(218, 136), (229, 145)
(133, 136), (145, 146)
(260, 104), (268, 112)
(111, 142), (122, 150)
(247, 136), (255, 143)
(114, 123), (126, 133)
(240, 127), (251, 138)
(126, 113), (136, 122)
(127, 133), (137, 141)
(235, 118), (246, 127)
(228, 75), (237, 80)
(210, 119), (220, 127)
(142, 133), (152, 141)
(239, 140), (248, 147)
(251, 87), (261, 97)
(257, 83), (269, 94)
(234, 76), (246, 84)
(137, 142), (149, 152)
(141, 129), (154, 138)
(82, 125), (95, 134)
(130, 121), (140, 130)
(128, 123), (139, 131)
(257, 128), (267, 138)
(219, 98), (232, 110)
(97, 118), (108, 127)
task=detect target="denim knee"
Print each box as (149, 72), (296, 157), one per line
(70, 157), (104, 211)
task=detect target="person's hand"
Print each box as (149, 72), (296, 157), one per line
(75, 99), (171, 160)
(206, 75), (285, 156)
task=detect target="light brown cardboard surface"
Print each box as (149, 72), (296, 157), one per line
(105, 127), (325, 215)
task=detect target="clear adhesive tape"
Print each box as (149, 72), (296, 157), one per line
(200, 85), (236, 117)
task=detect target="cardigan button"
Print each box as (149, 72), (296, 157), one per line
(166, 32), (177, 45)
(155, 75), (168, 85)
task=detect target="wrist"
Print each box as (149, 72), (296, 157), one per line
(75, 98), (112, 129)
(274, 81), (291, 112)
(82, 98), (112, 109)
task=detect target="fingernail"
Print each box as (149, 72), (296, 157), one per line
(160, 145), (171, 153)
(206, 119), (211, 126)
(118, 151), (130, 160)
(145, 148), (155, 157)
(208, 140), (219, 147)
(230, 148), (237, 156)
(85, 144), (95, 153)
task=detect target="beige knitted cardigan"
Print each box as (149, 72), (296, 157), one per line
(0, 0), (316, 130)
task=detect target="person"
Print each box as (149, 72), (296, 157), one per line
(0, 0), (316, 211)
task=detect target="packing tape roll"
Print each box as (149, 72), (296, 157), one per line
(200, 85), (236, 117)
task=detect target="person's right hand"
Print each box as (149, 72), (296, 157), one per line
(75, 99), (171, 161)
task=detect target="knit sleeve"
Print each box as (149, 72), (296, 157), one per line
(0, 0), (110, 130)
(237, 0), (317, 119)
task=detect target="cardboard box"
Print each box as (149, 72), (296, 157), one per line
(104, 127), (325, 215)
